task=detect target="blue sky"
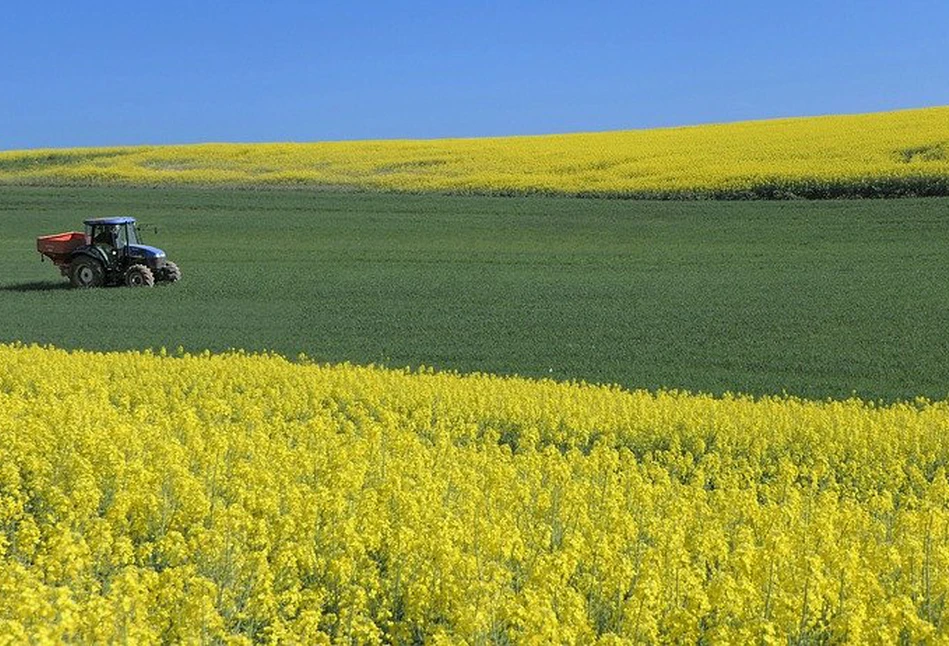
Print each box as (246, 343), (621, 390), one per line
(2, 0), (947, 149)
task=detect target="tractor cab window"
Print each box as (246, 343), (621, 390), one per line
(115, 225), (128, 248)
(91, 226), (115, 248)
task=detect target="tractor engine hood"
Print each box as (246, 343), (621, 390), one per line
(126, 244), (166, 266)
(127, 244), (165, 258)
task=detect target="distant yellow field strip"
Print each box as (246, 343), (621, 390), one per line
(1, 106), (947, 197)
(2, 343), (949, 641)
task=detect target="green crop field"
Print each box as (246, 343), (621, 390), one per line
(2, 186), (948, 401)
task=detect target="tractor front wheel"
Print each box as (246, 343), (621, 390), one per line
(160, 261), (182, 283)
(69, 257), (105, 288)
(125, 264), (155, 287)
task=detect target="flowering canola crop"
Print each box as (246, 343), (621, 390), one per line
(1, 107), (947, 198)
(2, 343), (949, 643)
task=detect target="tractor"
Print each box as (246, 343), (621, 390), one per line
(37, 217), (181, 288)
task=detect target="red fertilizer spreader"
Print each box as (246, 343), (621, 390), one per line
(36, 231), (89, 276)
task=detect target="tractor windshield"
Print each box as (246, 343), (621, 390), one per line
(119, 223), (140, 247)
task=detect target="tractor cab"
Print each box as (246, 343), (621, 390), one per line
(84, 217), (158, 261)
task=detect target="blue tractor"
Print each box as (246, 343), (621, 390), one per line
(37, 216), (181, 288)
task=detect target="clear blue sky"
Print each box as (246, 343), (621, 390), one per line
(2, 0), (947, 149)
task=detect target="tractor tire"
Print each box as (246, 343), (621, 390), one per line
(69, 256), (105, 288)
(125, 264), (155, 287)
(161, 261), (182, 283)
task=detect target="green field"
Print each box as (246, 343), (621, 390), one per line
(1, 186), (947, 401)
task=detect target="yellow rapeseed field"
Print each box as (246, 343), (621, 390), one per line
(1, 106), (947, 198)
(2, 343), (949, 643)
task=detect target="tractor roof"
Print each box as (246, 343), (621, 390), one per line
(84, 216), (137, 226)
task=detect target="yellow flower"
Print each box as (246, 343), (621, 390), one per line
(2, 342), (949, 641)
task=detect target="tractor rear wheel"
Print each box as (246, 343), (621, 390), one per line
(125, 264), (155, 287)
(69, 257), (105, 288)
(161, 261), (182, 283)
